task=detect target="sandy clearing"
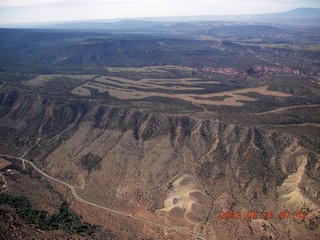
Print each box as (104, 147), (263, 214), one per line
(96, 76), (213, 85)
(196, 86), (290, 97)
(94, 77), (204, 91)
(106, 67), (167, 73)
(71, 77), (291, 107)
(70, 86), (91, 96)
(185, 86), (291, 106)
(278, 155), (307, 203)
(102, 85), (290, 106)
(158, 174), (210, 226)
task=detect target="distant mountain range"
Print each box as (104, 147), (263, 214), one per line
(281, 7), (320, 16)
(1, 7), (319, 29)
(148, 7), (320, 24)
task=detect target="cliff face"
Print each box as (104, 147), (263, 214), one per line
(0, 93), (319, 239)
(0, 92), (88, 156)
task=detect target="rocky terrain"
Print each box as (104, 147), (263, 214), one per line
(0, 86), (319, 239)
(0, 19), (320, 239)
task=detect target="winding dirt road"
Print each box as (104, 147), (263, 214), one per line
(20, 138), (41, 170)
(0, 152), (206, 240)
(0, 173), (7, 189)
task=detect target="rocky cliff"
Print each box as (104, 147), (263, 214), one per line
(0, 92), (319, 239)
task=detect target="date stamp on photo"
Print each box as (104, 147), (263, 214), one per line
(220, 211), (307, 220)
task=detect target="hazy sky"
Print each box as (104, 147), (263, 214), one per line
(0, 0), (319, 24)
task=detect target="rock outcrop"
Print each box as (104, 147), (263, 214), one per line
(0, 92), (319, 239)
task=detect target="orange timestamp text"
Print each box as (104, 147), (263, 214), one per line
(219, 211), (307, 220)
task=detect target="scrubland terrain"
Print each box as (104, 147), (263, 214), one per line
(0, 11), (320, 239)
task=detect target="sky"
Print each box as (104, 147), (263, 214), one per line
(0, 0), (319, 24)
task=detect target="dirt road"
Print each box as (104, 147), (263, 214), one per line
(0, 153), (206, 240)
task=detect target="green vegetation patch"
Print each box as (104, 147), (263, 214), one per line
(24, 74), (96, 86)
(23, 74), (98, 94)
(0, 193), (96, 236)
(80, 153), (102, 172)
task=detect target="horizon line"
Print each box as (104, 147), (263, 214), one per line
(1, 7), (319, 27)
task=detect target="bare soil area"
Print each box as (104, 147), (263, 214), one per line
(71, 73), (291, 106)
(0, 157), (11, 170)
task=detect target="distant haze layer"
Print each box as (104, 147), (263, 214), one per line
(0, 0), (320, 24)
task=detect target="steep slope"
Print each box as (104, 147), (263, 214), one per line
(0, 93), (319, 239)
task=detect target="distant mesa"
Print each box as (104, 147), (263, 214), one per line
(282, 7), (320, 17)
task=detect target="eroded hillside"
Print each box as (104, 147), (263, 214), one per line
(0, 23), (320, 239)
(0, 91), (319, 239)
